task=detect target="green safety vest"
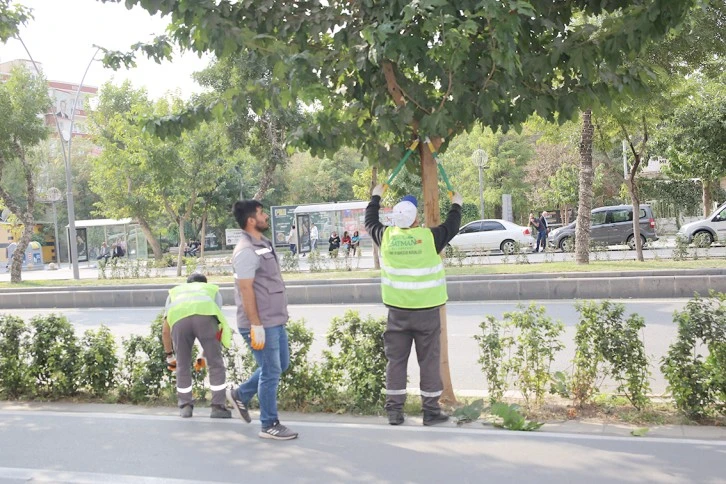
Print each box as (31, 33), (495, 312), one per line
(380, 226), (447, 309)
(166, 282), (232, 348)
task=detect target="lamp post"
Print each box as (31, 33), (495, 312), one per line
(46, 187), (62, 266)
(18, 38), (99, 279)
(471, 148), (489, 219)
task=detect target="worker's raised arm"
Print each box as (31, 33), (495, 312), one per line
(431, 193), (463, 253)
(365, 184), (386, 247)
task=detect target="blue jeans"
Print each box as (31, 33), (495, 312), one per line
(236, 325), (290, 429)
(536, 231), (547, 251)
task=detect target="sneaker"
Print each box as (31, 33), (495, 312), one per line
(423, 411), (449, 426)
(180, 404), (193, 418)
(387, 410), (404, 426)
(226, 387), (251, 423)
(210, 404), (232, 419)
(259, 421), (298, 440)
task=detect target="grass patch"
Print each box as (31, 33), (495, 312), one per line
(2, 258), (724, 289)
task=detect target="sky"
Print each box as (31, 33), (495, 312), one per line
(0, 0), (210, 99)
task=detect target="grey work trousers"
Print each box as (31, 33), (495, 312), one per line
(384, 306), (443, 413)
(172, 315), (226, 407)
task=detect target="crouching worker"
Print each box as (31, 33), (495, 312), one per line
(162, 273), (233, 418)
(365, 186), (462, 426)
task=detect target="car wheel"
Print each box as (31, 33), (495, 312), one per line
(500, 240), (516, 255)
(559, 237), (573, 252)
(626, 234), (646, 250)
(692, 230), (713, 247)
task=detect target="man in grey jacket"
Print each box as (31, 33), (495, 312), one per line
(225, 199), (298, 441)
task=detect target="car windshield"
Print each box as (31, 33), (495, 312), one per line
(709, 203), (726, 221)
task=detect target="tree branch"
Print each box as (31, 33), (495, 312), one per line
(438, 70), (453, 112)
(382, 61), (431, 114)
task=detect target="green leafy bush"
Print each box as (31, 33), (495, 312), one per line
(476, 304), (564, 408)
(118, 314), (173, 403)
(0, 314), (30, 398)
(278, 319), (326, 409)
(574, 301), (651, 409)
(661, 292), (726, 418)
(80, 325), (118, 397)
(27, 314), (82, 398)
(489, 402), (544, 431)
(323, 310), (387, 411)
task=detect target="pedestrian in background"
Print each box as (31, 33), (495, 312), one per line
(288, 224), (298, 256)
(310, 224), (319, 251)
(365, 187), (462, 427)
(351, 230), (361, 256)
(536, 211), (549, 252)
(341, 231), (352, 256)
(226, 199), (298, 440)
(328, 231), (341, 255)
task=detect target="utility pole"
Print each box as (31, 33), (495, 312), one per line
(472, 148), (489, 219)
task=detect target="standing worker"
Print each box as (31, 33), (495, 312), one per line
(365, 185), (462, 426)
(226, 200), (298, 441)
(162, 273), (233, 418)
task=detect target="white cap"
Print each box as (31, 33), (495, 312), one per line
(392, 201), (418, 228)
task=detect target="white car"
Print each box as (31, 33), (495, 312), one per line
(678, 201), (726, 246)
(449, 219), (534, 254)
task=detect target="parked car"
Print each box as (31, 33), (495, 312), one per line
(449, 219), (534, 254)
(548, 204), (658, 251)
(677, 201), (726, 246)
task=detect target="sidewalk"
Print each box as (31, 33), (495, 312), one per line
(2, 401), (724, 441)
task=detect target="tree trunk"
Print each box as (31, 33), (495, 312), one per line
(200, 211), (207, 260)
(176, 217), (185, 277)
(702, 179), (714, 217)
(137, 217), (162, 260)
(575, 109), (594, 264)
(10, 217), (34, 283)
(628, 155), (644, 262)
(370, 166), (380, 270)
(420, 138), (456, 406)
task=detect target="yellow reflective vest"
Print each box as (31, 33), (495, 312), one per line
(380, 226), (447, 309)
(166, 282), (232, 348)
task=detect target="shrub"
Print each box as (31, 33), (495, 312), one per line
(574, 301), (651, 409)
(323, 310), (387, 411)
(27, 314), (82, 398)
(278, 319), (326, 409)
(280, 251), (299, 272)
(475, 304), (564, 408)
(0, 315), (30, 398)
(118, 314), (173, 403)
(661, 292), (726, 418)
(80, 325), (118, 397)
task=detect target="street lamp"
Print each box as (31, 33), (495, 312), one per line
(18, 39), (99, 279)
(471, 148), (489, 219)
(45, 187), (62, 266)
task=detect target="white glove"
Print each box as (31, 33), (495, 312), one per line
(452, 192), (463, 207)
(372, 184), (385, 197)
(250, 324), (266, 351)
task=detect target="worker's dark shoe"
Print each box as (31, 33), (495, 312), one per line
(423, 411), (449, 426)
(387, 410), (404, 426)
(180, 404), (193, 418)
(210, 404), (232, 419)
(259, 421), (298, 440)
(226, 386), (251, 423)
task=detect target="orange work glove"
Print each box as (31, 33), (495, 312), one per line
(194, 356), (207, 372)
(166, 354), (177, 372)
(250, 324), (266, 351)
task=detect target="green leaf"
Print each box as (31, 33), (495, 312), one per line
(631, 427), (650, 437)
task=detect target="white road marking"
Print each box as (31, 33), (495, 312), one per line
(0, 466), (233, 484)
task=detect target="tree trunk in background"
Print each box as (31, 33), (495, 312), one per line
(702, 179), (714, 217)
(200, 211), (207, 260)
(138, 217), (162, 260)
(176, 218), (185, 277)
(10, 218), (34, 283)
(370, 166), (380, 270)
(420, 138), (456, 406)
(575, 110), (594, 265)
(628, 154), (644, 262)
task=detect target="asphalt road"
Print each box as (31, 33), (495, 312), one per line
(0, 408), (724, 484)
(3, 300), (689, 395)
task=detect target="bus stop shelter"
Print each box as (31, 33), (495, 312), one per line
(292, 201), (369, 254)
(67, 218), (148, 263)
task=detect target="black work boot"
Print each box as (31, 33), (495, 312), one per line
(423, 410), (449, 426)
(387, 410), (405, 426)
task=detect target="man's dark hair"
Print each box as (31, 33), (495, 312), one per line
(187, 273), (207, 283)
(233, 200), (264, 229)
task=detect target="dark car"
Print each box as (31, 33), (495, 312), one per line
(548, 204), (658, 251)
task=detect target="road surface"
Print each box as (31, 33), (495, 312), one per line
(0, 407), (724, 484)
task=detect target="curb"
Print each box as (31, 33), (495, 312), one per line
(1, 272), (725, 309)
